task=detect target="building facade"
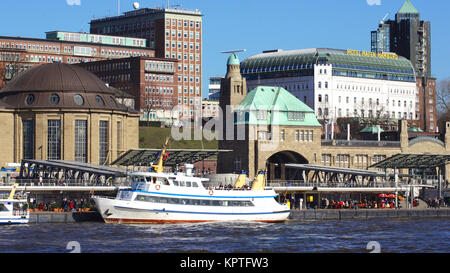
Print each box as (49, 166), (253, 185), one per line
(240, 48), (417, 125)
(0, 35), (155, 89)
(208, 76), (221, 101)
(90, 7), (203, 120)
(218, 53), (450, 181)
(0, 63), (139, 168)
(370, 0), (436, 132)
(77, 56), (181, 125)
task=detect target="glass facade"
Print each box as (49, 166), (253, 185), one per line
(47, 120), (61, 160)
(22, 119), (34, 159)
(99, 120), (108, 164)
(75, 120), (87, 162)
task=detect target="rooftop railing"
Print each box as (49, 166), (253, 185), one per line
(321, 140), (401, 147)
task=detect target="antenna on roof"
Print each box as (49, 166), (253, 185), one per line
(381, 12), (390, 24)
(221, 49), (246, 54)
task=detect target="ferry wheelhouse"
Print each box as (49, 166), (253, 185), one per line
(0, 184), (30, 224)
(93, 140), (290, 224)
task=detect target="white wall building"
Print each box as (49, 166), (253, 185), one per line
(240, 48), (417, 123)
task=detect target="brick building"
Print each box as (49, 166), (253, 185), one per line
(78, 56), (180, 125)
(89, 7), (203, 120)
(0, 34), (154, 89)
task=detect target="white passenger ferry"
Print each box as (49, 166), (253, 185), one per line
(0, 184), (30, 224)
(93, 140), (290, 224)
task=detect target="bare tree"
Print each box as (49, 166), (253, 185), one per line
(437, 78), (450, 118)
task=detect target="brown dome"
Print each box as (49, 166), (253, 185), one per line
(0, 63), (133, 112)
(1, 63), (114, 94)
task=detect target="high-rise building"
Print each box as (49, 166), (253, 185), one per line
(370, 0), (436, 132)
(90, 6), (203, 119)
(371, 0), (431, 77)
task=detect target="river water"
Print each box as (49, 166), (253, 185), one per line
(0, 217), (449, 253)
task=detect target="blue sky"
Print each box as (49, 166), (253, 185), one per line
(0, 0), (448, 97)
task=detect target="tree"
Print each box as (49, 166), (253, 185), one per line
(436, 78), (450, 136)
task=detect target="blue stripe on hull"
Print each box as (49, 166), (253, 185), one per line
(114, 205), (290, 216)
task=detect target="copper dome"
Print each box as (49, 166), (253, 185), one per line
(0, 63), (132, 111)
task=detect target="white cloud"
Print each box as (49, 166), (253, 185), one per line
(66, 0), (81, 6)
(367, 0), (381, 6)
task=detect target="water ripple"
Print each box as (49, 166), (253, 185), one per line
(0, 218), (449, 253)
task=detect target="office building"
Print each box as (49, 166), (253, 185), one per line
(370, 0), (436, 132)
(78, 56), (181, 125)
(0, 34), (154, 89)
(208, 76), (221, 101)
(90, 6), (203, 119)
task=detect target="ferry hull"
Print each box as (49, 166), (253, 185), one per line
(93, 196), (290, 224)
(0, 217), (30, 224)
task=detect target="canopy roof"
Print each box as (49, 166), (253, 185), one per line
(370, 154), (450, 169)
(360, 125), (384, 134)
(112, 149), (232, 166)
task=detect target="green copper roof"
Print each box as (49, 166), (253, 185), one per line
(234, 86), (321, 126)
(408, 126), (424, 132)
(398, 0), (419, 14)
(227, 53), (240, 65)
(360, 125), (384, 134)
(240, 48), (415, 83)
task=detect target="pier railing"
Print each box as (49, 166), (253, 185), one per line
(321, 140), (401, 147)
(0, 178), (130, 188)
(265, 179), (439, 188)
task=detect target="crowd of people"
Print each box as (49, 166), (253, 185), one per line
(28, 197), (93, 212)
(320, 198), (399, 209)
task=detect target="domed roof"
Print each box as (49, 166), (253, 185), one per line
(1, 63), (114, 94)
(0, 63), (134, 112)
(227, 53), (240, 66)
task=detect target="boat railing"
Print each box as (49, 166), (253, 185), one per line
(12, 210), (28, 217)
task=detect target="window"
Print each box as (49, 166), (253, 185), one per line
(99, 121), (108, 164)
(50, 94), (60, 105)
(74, 94), (84, 105)
(25, 94), (35, 105)
(280, 130), (285, 141)
(23, 119), (34, 159)
(75, 120), (87, 162)
(47, 120), (61, 160)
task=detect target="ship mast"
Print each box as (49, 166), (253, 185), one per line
(151, 137), (170, 173)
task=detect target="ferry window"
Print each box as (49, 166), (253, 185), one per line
(186, 181), (192, 187)
(168, 198), (180, 204)
(200, 200), (210, 206)
(191, 199), (200, 205)
(179, 181), (186, 187)
(162, 178), (170, 185)
(211, 200), (221, 206)
(173, 181), (179, 186)
(159, 197), (168, 204)
(0, 204), (8, 211)
(152, 177), (157, 184)
(192, 182), (198, 188)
